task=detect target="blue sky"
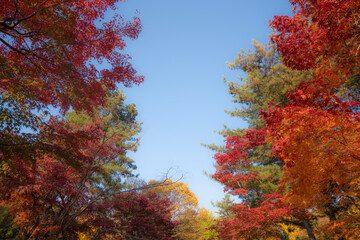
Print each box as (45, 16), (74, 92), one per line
(118, 0), (293, 212)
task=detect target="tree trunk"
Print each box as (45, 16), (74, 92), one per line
(304, 220), (317, 240)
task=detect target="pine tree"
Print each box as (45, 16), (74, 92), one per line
(205, 40), (312, 239)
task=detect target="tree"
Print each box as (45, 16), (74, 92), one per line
(0, 2), (149, 238)
(263, 68), (360, 239)
(0, 0), (144, 167)
(0, 92), (144, 239)
(211, 194), (234, 220)
(265, 0), (360, 238)
(0, 0), (143, 115)
(204, 40), (317, 239)
(212, 128), (292, 240)
(0, 1), (182, 239)
(270, 0), (360, 76)
(65, 91), (141, 192)
(147, 179), (216, 240)
(196, 208), (218, 240)
(88, 191), (178, 240)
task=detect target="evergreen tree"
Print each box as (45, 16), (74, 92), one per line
(204, 40), (313, 239)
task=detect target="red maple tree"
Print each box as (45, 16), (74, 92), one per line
(0, 0), (143, 114)
(265, 0), (360, 237)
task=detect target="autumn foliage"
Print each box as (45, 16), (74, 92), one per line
(3, 0), (360, 239)
(265, 0), (360, 237)
(0, 1), (182, 239)
(210, 0), (360, 239)
(147, 179), (217, 240)
(0, 0), (143, 115)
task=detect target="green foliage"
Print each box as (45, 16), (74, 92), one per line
(212, 194), (234, 219)
(206, 40), (315, 238)
(66, 91), (141, 191)
(205, 40), (310, 207)
(0, 206), (18, 239)
(224, 40), (312, 129)
(203, 40), (311, 155)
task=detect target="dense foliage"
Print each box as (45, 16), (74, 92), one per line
(0, 1), (182, 239)
(209, 0), (360, 239)
(147, 179), (218, 240)
(3, 0), (360, 239)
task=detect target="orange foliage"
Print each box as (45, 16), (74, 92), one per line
(266, 0), (360, 237)
(265, 105), (360, 209)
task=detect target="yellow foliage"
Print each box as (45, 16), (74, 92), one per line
(147, 180), (217, 240)
(148, 179), (198, 222)
(279, 223), (307, 240)
(76, 224), (96, 240)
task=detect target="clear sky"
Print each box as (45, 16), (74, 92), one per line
(117, 0), (293, 212)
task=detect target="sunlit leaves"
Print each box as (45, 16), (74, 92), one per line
(0, 0), (144, 134)
(265, 0), (360, 237)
